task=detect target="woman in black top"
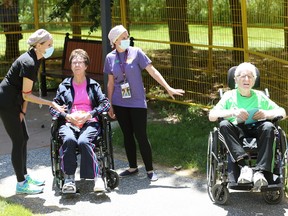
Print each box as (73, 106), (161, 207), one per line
(0, 29), (65, 194)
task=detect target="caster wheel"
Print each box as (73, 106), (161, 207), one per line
(106, 169), (119, 190)
(212, 184), (229, 205)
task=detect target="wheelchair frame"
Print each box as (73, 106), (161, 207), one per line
(207, 66), (288, 205)
(50, 112), (119, 193)
(207, 121), (288, 205)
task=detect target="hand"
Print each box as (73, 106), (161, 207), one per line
(108, 108), (116, 119)
(19, 112), (25, 122)
(252, 109), (266, 121)
(166, 87), (185, 100)
(233, 108), (249, 122)
(52, 102), (67, 113)
(69, 111), (92, 127)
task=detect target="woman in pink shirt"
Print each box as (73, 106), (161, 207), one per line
(49, 49), (110, 193)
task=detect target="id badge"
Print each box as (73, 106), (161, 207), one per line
(121, 82), (131, 98)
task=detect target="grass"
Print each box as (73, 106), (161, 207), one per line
(0, 197), (40, 216)
(111, 99), (217, 175)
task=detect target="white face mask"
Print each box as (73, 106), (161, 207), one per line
(43, 46), (54, 59)
(119, 39), (130, 50)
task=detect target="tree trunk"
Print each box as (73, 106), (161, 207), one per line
(0, 0), (22, 61)
(229, 0), (244, 63)
(71, 2), (81, 39)
(284, 0), (288, 52)
(166, 0), (191, 79)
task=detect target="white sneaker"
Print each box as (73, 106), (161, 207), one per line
(253, 171), (268, 188)
(94, 178), (105, 192)
(237, 166), (253, 184)
(62, 179), (76, 194)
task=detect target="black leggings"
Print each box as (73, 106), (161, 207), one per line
(0, 107), (28, 182)
(113, 105), (153, 171)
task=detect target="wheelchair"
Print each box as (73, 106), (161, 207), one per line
(50, 112), (119, 193)
(207, 66), (288, 205)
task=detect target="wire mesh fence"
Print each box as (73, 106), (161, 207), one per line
(0, 0), (287, 128)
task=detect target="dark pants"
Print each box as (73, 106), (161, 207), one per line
(59, 121), (101, 179)
(113, 105), (153, 171)
(0, 107), (29, 182)
(219, 120), (275, 172)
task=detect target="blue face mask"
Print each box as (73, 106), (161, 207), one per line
(119, 39), (130, 50)
(43, 46), (54, 59)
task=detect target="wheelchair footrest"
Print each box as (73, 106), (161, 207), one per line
(228, 182), (253, 190)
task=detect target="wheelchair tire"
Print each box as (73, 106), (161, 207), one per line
(262, 189), (283, 204)
(212, 184), (229, 205)
(106, 169), (119, 190)
(207, 128), (218, 202)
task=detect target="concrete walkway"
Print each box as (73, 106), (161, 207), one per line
(1, 93), (288, 216)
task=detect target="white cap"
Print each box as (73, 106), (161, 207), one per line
(27, 29), (52, 46)
(108, 25), (128, 48)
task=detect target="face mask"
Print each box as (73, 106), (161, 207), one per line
(119, 39), (130, 50)
(43, 46), (54, 59)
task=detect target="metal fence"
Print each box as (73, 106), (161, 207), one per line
(0, 0), (287, 127)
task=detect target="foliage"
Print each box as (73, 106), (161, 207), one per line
(47, 0), (113, 33)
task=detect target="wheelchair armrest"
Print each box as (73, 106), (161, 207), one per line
(272, 116), (283, 123)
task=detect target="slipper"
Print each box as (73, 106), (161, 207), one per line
(119, 169), (139, 177)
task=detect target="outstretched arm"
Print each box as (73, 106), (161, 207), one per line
(145, 64), (185, 99)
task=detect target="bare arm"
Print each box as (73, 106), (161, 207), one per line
(107, 74), (116, 119)
(22, 77), (66, 112)
(145, 64), (184, 99)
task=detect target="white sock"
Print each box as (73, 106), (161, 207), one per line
(18, 180), (25, 186)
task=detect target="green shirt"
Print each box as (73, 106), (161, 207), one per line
(212, 89), (279, 124)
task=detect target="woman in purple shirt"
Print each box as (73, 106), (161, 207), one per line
(104, 25), (184, 181)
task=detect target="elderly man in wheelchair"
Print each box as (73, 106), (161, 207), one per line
(209, 62), (286, 189)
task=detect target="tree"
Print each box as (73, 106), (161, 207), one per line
(0, 0), (22, 60)
(284, 0), (288, 52)
(48, 0), (104, 37)
(229, 0), (244, 63)
(166, 0), (191, 79)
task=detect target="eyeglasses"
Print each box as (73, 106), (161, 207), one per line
(71, 61), (85, 66)
(237, 75), (254, 80)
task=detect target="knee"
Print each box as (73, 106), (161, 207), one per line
(261, 121), (275, 135)
(219, 120), (231, 131)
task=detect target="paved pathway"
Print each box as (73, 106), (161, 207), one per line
(1, 93), (288, 216)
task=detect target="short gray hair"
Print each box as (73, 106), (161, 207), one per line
(234, 62), (257, 78)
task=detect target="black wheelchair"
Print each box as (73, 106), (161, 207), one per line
(207, 66), (288, 205)
(50, 112), (119, 193)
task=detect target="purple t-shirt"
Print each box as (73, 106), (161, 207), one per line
(103, 46), (151, 108)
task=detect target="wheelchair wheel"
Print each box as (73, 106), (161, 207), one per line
(262, 189), (283, 204)
(106, 169), (119, 190)
(207, 128), (218, 202)
(212, 184), (229, 205)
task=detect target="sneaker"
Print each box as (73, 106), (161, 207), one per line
(253, 171), (268, 188)
(119, 168), (139, 178)
(62, 178), (76, 194)
(26, 175), (45, 186)
(94, 178), (105, 192)
(16, 180), (43, 194)
(147, 171), (158, 181)
(237, 166), (253, 184)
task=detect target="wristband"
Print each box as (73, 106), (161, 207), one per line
(20, 110), (26, 116)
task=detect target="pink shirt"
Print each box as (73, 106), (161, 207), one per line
(71, 80), (92, 113)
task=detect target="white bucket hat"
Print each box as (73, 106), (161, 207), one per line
(108, 25), (128, 48)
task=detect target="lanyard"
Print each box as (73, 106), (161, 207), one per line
(116, 50), (128, 82)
